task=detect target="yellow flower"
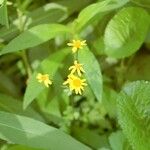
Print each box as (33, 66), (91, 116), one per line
(69, 60), (85, 76)
(67, 40), (86, 53)
(36, 73), (52, 87)
(63, 74), (87, 95)
(63, 74), (72, 86)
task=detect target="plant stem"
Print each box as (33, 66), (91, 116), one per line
(116, 59), (126, 88)
(17, 6), (32, 77)
(21, 50), (32, 77)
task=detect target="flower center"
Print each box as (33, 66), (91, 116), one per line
(73, 79), (82, 87)
(75, 64), (80, 69)
(74, 41), (81, 48)
(41, 75), (48, 81)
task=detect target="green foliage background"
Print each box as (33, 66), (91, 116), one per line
(0, 0), (150, 150)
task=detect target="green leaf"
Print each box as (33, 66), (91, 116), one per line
(0, 111), (91, 150)
(72, 127), (109, 149)
(23, 48), (70, 109)
(109, 131), (124, 150)
(131, 0), (150, 8)
(7, 145), (40, 150)
(37, 91), (64, 126)
(78, 47), (103, 101)
(0, 93), (44, 122)
(75, 0), (129, 32)
(98, 148), (110, 150)
(0, 0), (9, 27)
(103, 87), (117, 118)
(109, 130), (132, 150)
(0, 0), (92, 42)
(0, 3), (68, 42)
(104, 7), (150, 58)
(0, 24), (71, 55)
(27, 3), (68, 27)
(117, 81), (150, 150)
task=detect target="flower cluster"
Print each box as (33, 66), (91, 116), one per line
(63, 40), (87, 95)
(35, 39), (87, 95)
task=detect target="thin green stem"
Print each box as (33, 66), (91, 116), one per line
(116, 59), (126, 88)
(21, 51), (32, 77)
(74, 51), (78, 61)
(17, 6), (32, 77)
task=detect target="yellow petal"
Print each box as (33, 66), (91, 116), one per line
(63, 80), (69, 85)
(72, 47), (77, 53)
(75, 89), (78, 94)
(36, 73), (42, 79)
(80, 86), (84, 90)
(79, 89), (82, 95)
(44, 81), (49, 87)
(77, 69), (82, 76)
(70, 68), (76, 74)
(81, 40), (87, 45)
(38, 79), (43, 83)
(48, 80), (52, 85)
(80, 67), (85, 73)
(74, 60), (78, 65)
(68, 66), (74, 70)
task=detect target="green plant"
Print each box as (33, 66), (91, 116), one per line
(0, 0), (150, 150)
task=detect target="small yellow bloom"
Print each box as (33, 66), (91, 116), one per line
(63, 74), (87, 95)
(67, 40), (86, 53)
(69, 60), (85, 76)
(36, 73), (52, 87)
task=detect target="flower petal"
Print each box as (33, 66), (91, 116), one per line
(72, 47), (77, 53)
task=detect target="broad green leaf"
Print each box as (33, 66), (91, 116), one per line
(0, 0), (92, 42)
(78, 47), (103, 101)
(23, 48), (70, 109)
(0, 24), (71, 55)
(109, 130), (132, 150)
(72, 127), (109, 149)
(59, 0), (92, 15)
(0, 111), (91, 150)
(103, 87), (117, 118)
(27, 3), (68, 27)
(37, 90), (65, 126)
(117, 81), (150, 150)
(0, 93), (44, 122)
(0, 3), (68, 42)
(104, 7), (150, 58)
(131, 0), (150, 8)
(7, 145), (40, 150)
(0, 0), (9, 27)
(98, 148), (110, 150)
(75, 0), (129, 32)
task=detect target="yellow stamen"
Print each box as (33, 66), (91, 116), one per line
(63, 74), (87, 95)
